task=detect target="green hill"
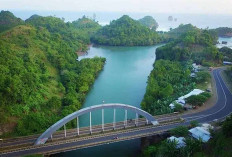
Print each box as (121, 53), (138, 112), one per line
(91, 15), (160, 46)
(0, 12), (105, 136)
(138, 16), (158, 30)
(156, 28), (222, 66)
(0, 10), (24, 33)
(210, 27), (232, 37)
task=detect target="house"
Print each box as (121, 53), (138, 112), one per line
(168, 136), (186, 148)
(169, 89), (204, 109)
(223, 61), (232, 65)
(178, 89), (204, 100)
(201, 123), (214, 132)
(189, 127), (211, 142)
(190, 73), (196, 78)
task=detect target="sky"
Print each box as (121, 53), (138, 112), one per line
(0, 0), (232, 15)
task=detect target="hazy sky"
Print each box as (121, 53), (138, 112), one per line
(0, 0), (232, 14)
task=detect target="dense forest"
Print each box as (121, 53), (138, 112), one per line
(138, 16), (159, 30)
(219, 46), (232, 62)
(91, 15), (160, 46)
(156, 25), (223, 66)
(0, 11), (105, 136)
(0, 11), (24, 33)
(210, 27), (232, 37)
(141, 60), (195, 115)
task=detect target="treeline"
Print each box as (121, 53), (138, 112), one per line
(156, 26), (223, 66)
(141, 60), (194, 115)
(91, 15), (160, 46)
(210, 27), (232, 37)
(0, 11), (105, 136)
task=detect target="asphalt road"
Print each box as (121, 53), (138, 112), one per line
(1, 68), (231, 157)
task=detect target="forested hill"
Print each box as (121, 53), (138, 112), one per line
(165, 24), (198, 39)
(0, 12), (105, 136)
(72, 16), (101, 34)
(91, 15), (160, 46)
(25, 14), (94, 52)
(138, 16), (158, 30)
(156, 27), (222, 66)
(0, 10), (24, 33)
(210, 27), (232, 37)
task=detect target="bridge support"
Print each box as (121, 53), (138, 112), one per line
(90, 112), (92, 134)
(124, 109), (127, 128)
(64, 124), (66, 138)
(34, 103), (158, 145)
(51, 134), (53, 141)
(102, 109), (104, 131)
(135, 113), (138, 126)
(113, 108), (116, 130)
(77, 117), (79, 136)
(146, 119), (148, 125)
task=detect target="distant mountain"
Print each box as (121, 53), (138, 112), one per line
(91, 15), (160, 46)
(0, 10), (24, 33)
(138, 16), (158, 30)
(210, 27), (232, 37)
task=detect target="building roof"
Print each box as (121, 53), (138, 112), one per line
(189, 127), (211, 142)
(168, 136), (186, 148)
(178, 89), (204, 100)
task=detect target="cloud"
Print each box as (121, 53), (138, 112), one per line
(0, 0), (231, 14)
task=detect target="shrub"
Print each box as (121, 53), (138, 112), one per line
(170, 126), (189, 137)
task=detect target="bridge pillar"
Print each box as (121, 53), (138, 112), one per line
(146, 118), (148, 125)
(77, 117), (79, 136)
(90, 112), (92, 134)
(124, 109), (127, 128)
(51, 134), (53, 141)
(113, 108), (116, 130)
(64, 124), (66, 138)
(135, 113), (138, 127)
(102, 109), (104, 131)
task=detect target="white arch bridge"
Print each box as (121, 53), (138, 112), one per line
(35, 103), (159, 145)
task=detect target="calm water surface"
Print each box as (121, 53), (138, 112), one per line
(56, 45), (161, 157)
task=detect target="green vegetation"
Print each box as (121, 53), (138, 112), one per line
(170, 126), (189, 137)
(141, 60), (194, 115)
(141, 115), (232, 157)
(219, 47), (232, 62)
(186, 92), (211, 106)
(91, 15), (160, 46)
(0, 12), (105, 136)
(138, 16), (158, 30)
(141, 137), (203, 157)
(72, 15), (101, 35)
(166, 24), (198, 39)
(195, 71), (211, 83)
(0, 10), (24, 33)
(211, 27), (232, 37)
(156, 26), (222, 66)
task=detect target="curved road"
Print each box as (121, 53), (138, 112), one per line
(1, 68), (232, 157)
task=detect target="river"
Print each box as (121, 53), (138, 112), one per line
(56, 45), (161, 157)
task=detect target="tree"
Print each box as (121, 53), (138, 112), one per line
(222, 115), (232, 137)
(170, 126), (189, 137)
(190, 120), (199, 128)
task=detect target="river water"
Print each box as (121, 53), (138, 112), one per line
(56, 45), (161, 157)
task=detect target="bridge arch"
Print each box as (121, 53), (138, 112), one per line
(35, 103), (158, 145)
